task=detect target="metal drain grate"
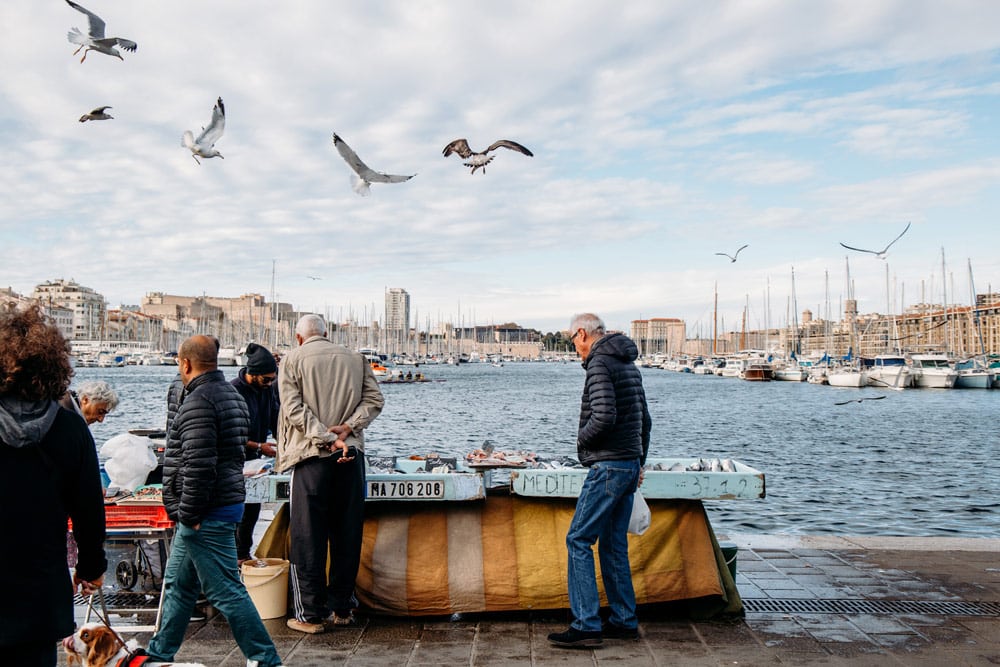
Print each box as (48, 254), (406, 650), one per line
(73, 591), (160, 609)
(743, 598), (1000, 616)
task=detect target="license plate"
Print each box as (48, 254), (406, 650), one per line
(367, 479), (445, 499)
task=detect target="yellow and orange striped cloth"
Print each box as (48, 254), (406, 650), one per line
(257, 496), (737, 616)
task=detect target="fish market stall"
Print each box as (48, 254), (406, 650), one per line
(255, 454), (762, 618)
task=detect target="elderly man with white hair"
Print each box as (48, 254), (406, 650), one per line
(278, 314), (384, 634)
(59, 380), (119, 426)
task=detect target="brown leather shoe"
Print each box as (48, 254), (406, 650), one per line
(286, 617), (325, 634)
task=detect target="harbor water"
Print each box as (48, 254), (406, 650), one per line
(78, 363), (999, 538)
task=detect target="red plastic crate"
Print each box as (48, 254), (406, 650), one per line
(69, 504), (174, 530)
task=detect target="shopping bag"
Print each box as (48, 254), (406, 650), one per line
(627, 490), (651, 535)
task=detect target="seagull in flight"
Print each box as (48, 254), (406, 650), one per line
(65, 0), (137, 63)
(715, 244), (748, 263)
(182, 97), (225, 164)
(834, 395), (886, 406)
(443, 138), (533, 174)
(306, 275), (322, 281)
(839, 222), (910, 259)
(332, 133), (415, 196)
(79, 106), (112, 122)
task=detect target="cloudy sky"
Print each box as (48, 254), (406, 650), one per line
(2, 1), (999, 335)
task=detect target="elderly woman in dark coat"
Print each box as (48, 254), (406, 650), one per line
(0, 304), (107, 666)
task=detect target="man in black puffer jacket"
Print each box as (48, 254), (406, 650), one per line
(147, 335), (284, 667)
(549, 313), (651, 649)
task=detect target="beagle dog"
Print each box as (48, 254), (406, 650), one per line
(63, 623), (206, 667)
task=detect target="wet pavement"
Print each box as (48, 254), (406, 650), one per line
(74, 534), (1000, 666)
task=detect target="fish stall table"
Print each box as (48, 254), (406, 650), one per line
(254, 456), (763, 617)
(73, 495), (175, 633)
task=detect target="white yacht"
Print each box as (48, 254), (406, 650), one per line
(865, 355), (911, 389)
(910, 354), (957, 388)
(826, 364), (868, 388)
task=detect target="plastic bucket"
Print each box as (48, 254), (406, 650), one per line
(719, 541), (738, 580)
(241, 558), (289, 619)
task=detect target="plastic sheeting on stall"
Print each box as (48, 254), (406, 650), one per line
(256, 496), (741, 617)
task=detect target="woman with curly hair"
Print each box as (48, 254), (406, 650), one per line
(0, 303), (107, 666)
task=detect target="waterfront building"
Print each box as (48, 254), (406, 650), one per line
(31, 279), (106, 340)
(141, 292), (296, 349)
(631, 318), (686, 356)
(384, 288), (410, 349)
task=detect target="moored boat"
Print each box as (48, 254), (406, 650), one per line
(826, 364), (868, 388)
(910, 354), (957, 388)
(953, 358), (994, 389)
(863, 355), (911, 389)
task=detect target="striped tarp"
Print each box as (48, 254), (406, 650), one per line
(258, 496), (733, 616)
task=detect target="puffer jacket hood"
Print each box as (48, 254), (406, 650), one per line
(582, 332), (639, 368)
(0, 395), (59, 448)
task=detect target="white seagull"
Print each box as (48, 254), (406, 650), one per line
(332, 133), (415, 196)
(79, 105), (112, 122)
(715, 244), (748, 263)
(442, 138), (533, 174)
(182, 97), (226, 164)
(839, 222), (911, 259)
(65, 0), (137, 63)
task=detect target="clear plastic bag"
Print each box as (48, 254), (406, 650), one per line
(627, 490), (651, 535)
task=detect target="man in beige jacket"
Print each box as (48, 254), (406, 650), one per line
(278, 314), (384, 634)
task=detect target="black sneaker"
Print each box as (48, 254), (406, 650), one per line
(547, 627), (602, 648)
(602, 622), (639, 640)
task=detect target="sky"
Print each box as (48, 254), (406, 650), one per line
(2, 1), (999, 336)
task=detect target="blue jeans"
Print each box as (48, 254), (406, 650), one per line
(566, 459), (641, 632)
(148, 520), (282, 667)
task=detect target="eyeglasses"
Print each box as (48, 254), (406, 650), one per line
(569, 329), (582, 343)
(258, 375), (277, 385)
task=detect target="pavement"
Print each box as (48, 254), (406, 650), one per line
(74, 534), (1000, 666)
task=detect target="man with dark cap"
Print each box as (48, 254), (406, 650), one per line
(232, 342), (280, 564)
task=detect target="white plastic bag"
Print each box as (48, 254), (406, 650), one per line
(627, 490), (651, 535)
(100, 433), (158, 491)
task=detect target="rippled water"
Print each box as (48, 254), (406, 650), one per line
(78, 363), (999, 538)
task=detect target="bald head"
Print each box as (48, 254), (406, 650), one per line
(178, 335), (219, 383)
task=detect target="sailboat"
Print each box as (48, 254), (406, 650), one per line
(826, 258), (868, 388)
(954, 260), (995, 388)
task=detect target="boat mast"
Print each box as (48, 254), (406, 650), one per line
(712, 282), (718, 355)
(941, 247), (948, 356)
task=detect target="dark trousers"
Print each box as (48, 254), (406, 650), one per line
(236, 502), (262, 560)
(288, 454), (366, 622)
(7, 641), (57, 667)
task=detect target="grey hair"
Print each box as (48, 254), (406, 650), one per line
(295, 314), (327, 338)
(569, 313), (605, 336)
(76, 380), (119, 411)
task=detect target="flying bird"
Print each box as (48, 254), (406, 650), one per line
(715, 245), (748, 263)
(839, 222), (911, 259)
(65, 0), (137, 63)
(834, 395), (886, 406)
(79, 106), (112, 122)
(442, 138), (533, 174)
(332, 133), (415, 196)
(182, 97), (226, 164)
(306, 275), (322, 281)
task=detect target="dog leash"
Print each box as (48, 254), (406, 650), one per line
(86, 588), (151, 666)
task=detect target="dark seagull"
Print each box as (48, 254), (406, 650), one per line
(79, 105), (112, 122)
(715, 244), (748, 263)
(839, 222), (910, 260)
(834, 395), (886, 406)
(442, 138), (533, 174)
(332, 133), (415, 196)
(65, 0), (137, 63)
